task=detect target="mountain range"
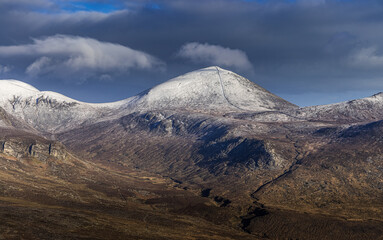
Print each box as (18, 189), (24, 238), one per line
(1, 66), (383, 239)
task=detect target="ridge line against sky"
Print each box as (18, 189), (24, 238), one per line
(1, 0), (383, 106)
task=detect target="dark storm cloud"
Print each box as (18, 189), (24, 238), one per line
(1, 0), (383, 106)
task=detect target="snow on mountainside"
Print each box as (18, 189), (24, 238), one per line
(0, 80), (40, 98)
(125, 66), (298, 112)
(0, 67), (298, 133)
(1, 67), (383, 134)
(296, 92), (383, 123)
(0, 80), (126, 133)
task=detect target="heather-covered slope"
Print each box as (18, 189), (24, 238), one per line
(0, 127), (256, 240)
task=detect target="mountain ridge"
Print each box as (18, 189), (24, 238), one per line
(0, 66), (299, 133)
(1, 67), (382, 115)
(1, 66), (383, 134)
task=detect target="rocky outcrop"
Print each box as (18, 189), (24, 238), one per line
(198, 137), (288, 171)
(119, 111), (230, 138)
(0, 137), (67, 161)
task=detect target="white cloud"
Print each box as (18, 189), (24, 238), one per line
(47, 10), (128, 24)
(0, 35), (165, 80)
(99, 74), (113, 82)
(0, 65), (11, 74)
(26, 56), (52, 76)
(349, 47), (383, 69)
(2, 11), (127, 39)
(177, 42), (253, 71)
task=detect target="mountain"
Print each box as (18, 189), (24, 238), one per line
(0, 79), (127, 133)
(125, 66), (298, 113)
(0, 67), (298, 133)
(1, 67), (383, 239)
(3, 68), (383, 134)
(295, 92), (383, 123)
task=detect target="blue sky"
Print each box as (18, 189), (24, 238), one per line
(0, 0), (383, 106)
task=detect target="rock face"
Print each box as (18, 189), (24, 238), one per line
(0, 130), (67, 161)
(199, 138), (287, 170)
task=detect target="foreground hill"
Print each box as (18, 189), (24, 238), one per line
(0, 127), (256, 240)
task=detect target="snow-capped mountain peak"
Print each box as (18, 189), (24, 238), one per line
(126, 66), (297, 113)
(0, 80), (83, 106)
(0, 80), (39, 100)
(0, 79), (123, 133)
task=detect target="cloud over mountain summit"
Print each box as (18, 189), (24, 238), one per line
(0, 35), (164, 82)
(177, 42), (253, 72)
